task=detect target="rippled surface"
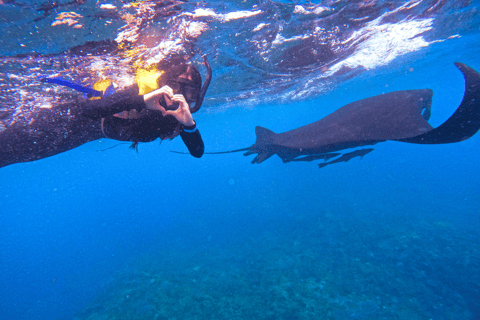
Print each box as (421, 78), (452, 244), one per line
(1, 0), (478, 120)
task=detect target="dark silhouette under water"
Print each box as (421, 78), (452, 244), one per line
(198, 63), (480, 168)
(0, 58), (213, 168)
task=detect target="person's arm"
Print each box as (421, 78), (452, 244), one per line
(148, 89), (204, 158)
(79, 86), (146, 119)
(180, 122), (204, 158)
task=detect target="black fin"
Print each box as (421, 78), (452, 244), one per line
(398, 62), (480, 144)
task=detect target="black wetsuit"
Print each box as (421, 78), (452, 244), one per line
(0, 86), (204, 168)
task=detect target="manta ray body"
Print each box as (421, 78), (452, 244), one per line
(208, 63), (480, 168)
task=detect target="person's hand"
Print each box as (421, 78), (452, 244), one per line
(160, 94), (195, 126)
(143, 86), (195, 126)
(143, 85), (174, 111)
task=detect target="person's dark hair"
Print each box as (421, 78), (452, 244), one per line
(158, 64), (202, 86)
(158, 64), (202, 96)
(157, 57), (212, 113)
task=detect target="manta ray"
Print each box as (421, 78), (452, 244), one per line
(197, 63), (480, 168)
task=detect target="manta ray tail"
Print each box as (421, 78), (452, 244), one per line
(397, 62), (480, 144)
(171, 147), (250, 155)
(171, 126), (276, 162)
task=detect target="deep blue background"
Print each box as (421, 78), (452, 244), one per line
(1, 37), (480, 320)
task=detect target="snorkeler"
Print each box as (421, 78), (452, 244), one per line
(0, 56), (212, 168)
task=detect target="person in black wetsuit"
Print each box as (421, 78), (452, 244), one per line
(0, 57), (212, 168)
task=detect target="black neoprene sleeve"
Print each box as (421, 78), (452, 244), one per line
(79, 87), (146, 119)
(180, 126), (204, 158)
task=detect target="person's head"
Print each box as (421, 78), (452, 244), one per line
(158, 64), (202, 104)
(157, 57), (212, 113)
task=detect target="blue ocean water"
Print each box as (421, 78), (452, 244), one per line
(1, 1), (480, 319)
